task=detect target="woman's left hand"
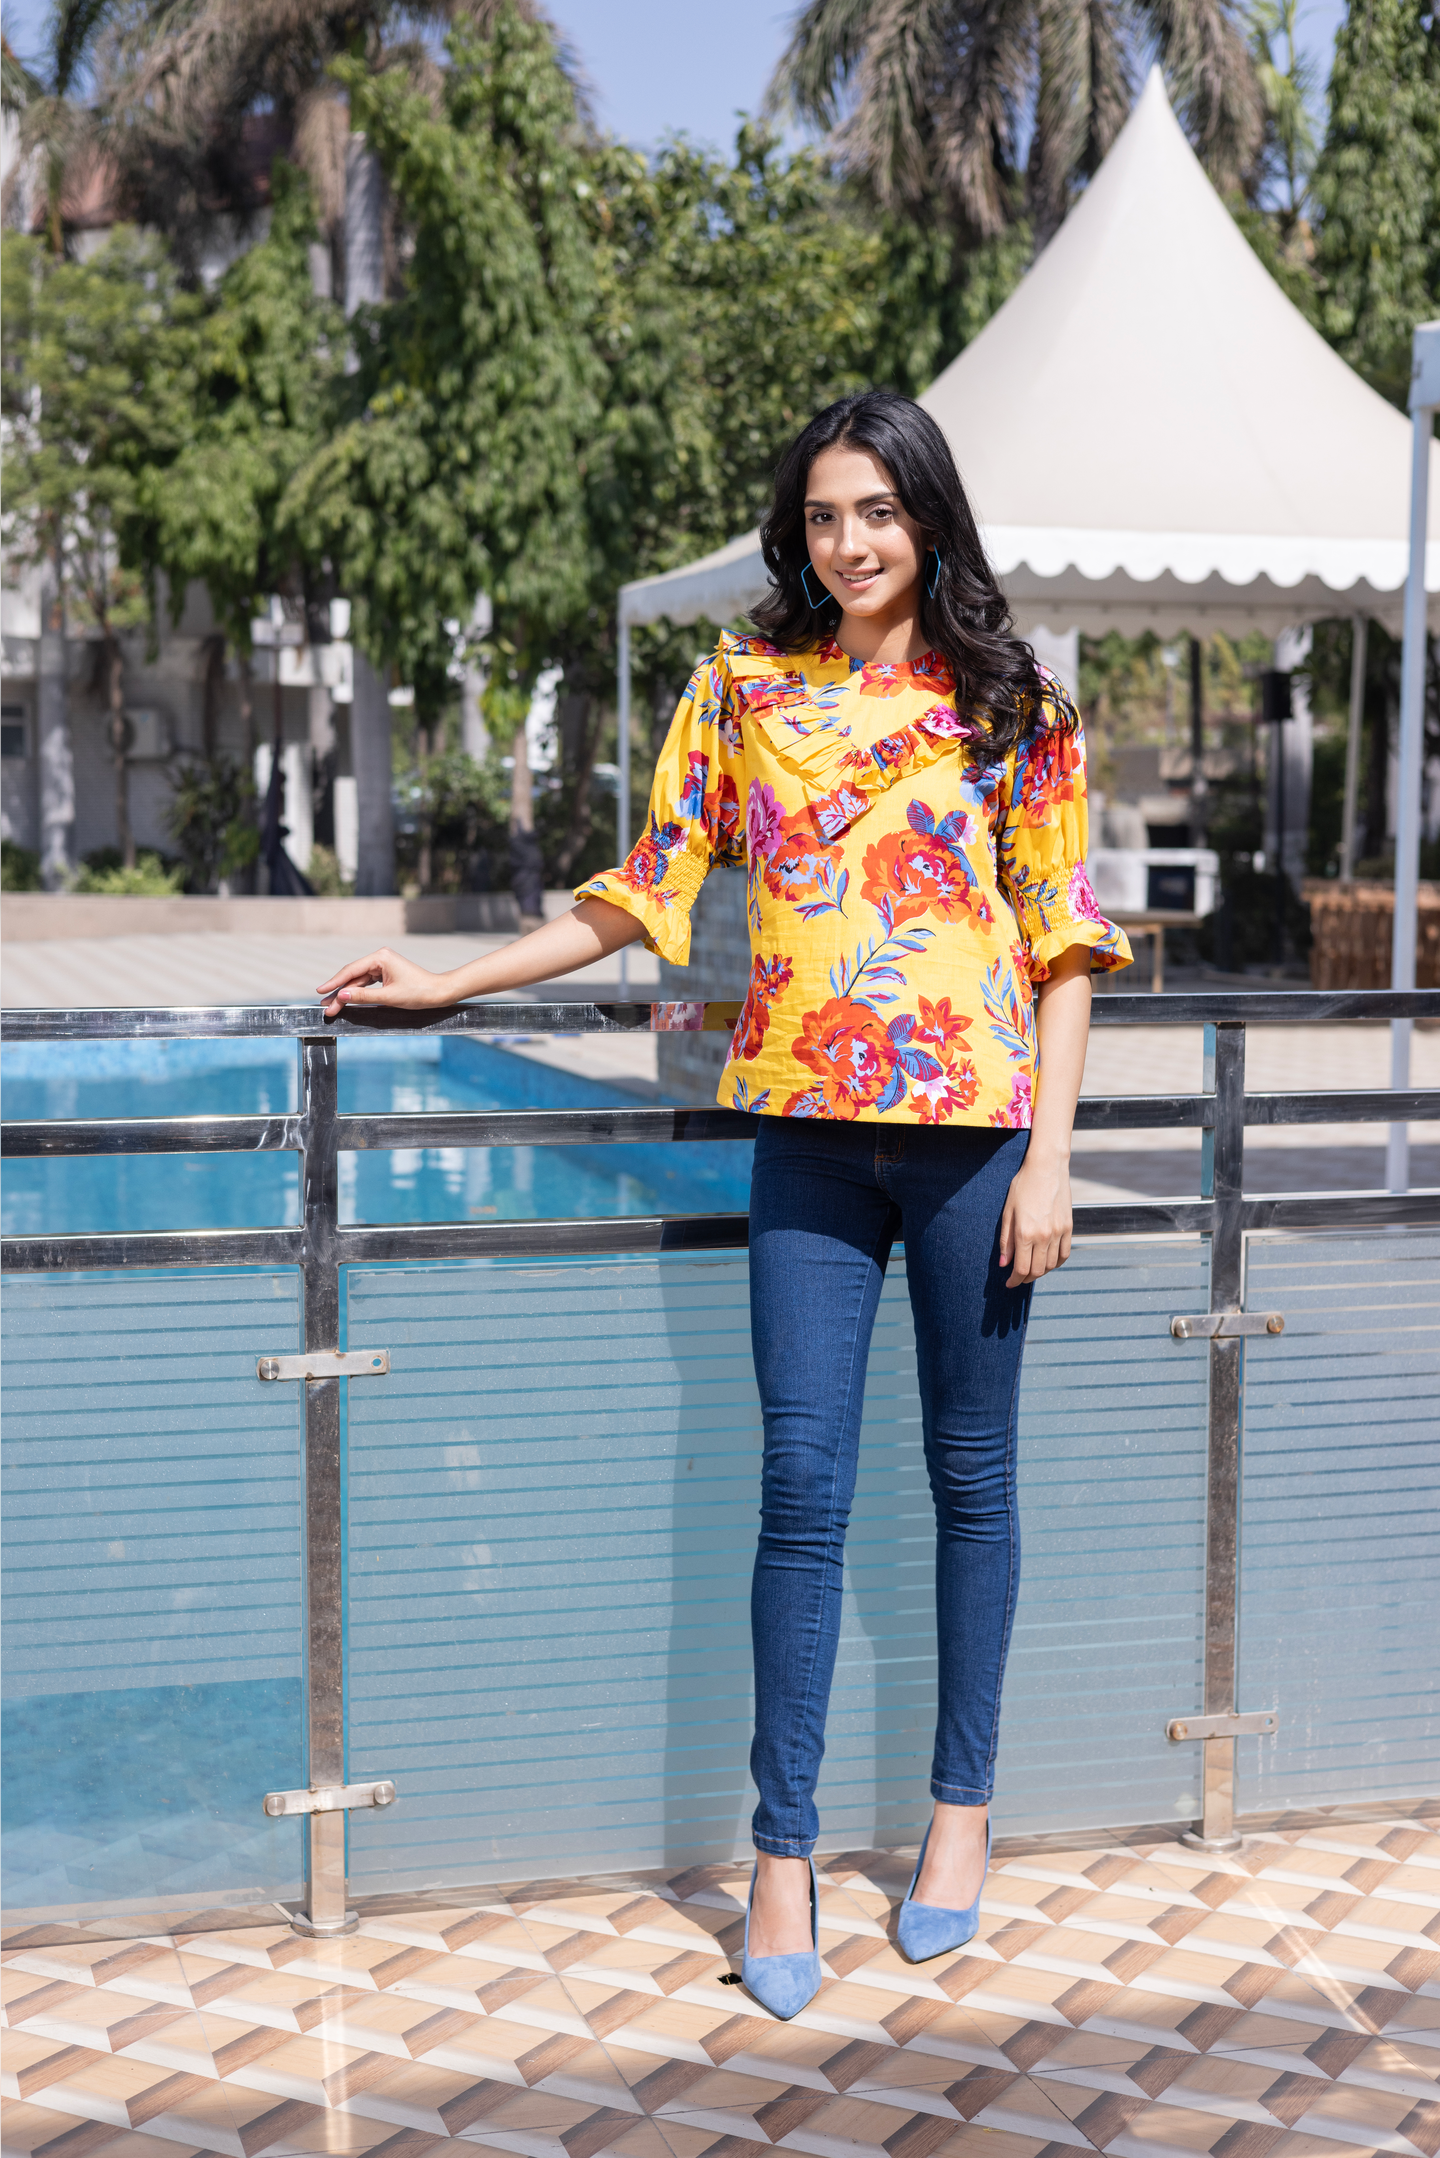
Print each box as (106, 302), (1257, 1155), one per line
(999, 1149), (1073, 1286)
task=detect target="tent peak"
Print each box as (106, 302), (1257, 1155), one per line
(620, 49), (1438, 636)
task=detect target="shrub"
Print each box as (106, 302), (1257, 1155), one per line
(166, 755), (260, 892)
(1, 841), (42, 891)
(75, 850), (185, 896)
(306, 844), (352, 896)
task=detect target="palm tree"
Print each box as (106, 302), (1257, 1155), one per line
(4, 1), (124, 254)
(93, 0), (563, 282)
(1248, 0), (1317, 255)
(771, 0), (1264, 252)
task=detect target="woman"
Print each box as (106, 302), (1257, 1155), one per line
(318, 390), (1131, 2016)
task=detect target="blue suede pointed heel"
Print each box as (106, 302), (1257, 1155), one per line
(896, 1820), (992, 1962)
(742, 1857), (822, 2019)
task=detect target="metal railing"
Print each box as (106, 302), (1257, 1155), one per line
(3, 986), (1438, 1933)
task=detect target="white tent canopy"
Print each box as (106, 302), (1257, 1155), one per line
(619, 66), (1440, 642)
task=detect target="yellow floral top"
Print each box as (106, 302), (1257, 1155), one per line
(578, 632), (1132, 1126)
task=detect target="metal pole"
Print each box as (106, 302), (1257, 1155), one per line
(1187, 1020), (1246, 1852)
(1188, 636), (1207, 847)
(1339, 615), (1367, 883)
(1273, 720), (1286, 970)
(1388, 325), (1439, 1193)
(292, 1034), (355, 1936)
(616, 613), (631, 992)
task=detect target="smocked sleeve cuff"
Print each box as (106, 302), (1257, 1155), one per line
(575, 845), (710, 966)
(1013, 863), (1133, 982)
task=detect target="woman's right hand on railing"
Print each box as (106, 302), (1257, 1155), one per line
(316, 898), (646, 1019)
(317, 948), (458, 1018)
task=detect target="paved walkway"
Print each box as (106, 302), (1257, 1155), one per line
(0, 935), (660, 1012)
(3, 1801), (1437, 2158)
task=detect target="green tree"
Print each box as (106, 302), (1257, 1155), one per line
(287, 7), (602, 901)
(1, 226), (197, 864)
(143, 164), (340, 658)
(128, 160), (342, 884)
(1311, 0), (1440, 407)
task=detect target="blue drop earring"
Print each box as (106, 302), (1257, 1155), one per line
(801, 563), (827, 610)
(927, 547), (943, 599)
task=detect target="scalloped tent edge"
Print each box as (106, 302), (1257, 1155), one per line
(619, 67), (1440, 641)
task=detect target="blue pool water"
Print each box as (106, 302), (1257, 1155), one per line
(1, 1035), (754, 1233)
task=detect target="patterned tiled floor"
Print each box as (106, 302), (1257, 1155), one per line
(4, 1806), (1438, 2158)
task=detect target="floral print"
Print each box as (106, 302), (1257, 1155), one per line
(578, 632), (1131, 1126)
(733, 952), (795, 1061)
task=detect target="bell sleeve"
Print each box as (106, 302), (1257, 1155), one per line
(997, 671), (1133, 982)
(575, 638), (746, 966)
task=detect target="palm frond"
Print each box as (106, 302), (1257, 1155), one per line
(837, 0), (955, 208)
(1143, 0), (1263, 190)
(928, 0), (1033, 234)
(47, 0), (121, 95)
(2, 34), (44, 110)
(1027, 0), (1129, 243)
(770, 0), (882, 129)
(93, 0), (592, 259)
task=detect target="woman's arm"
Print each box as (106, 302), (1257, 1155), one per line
(315, 896), (646, 1018)
(998, 944), (1092, 1287)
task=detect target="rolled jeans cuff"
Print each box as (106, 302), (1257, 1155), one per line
(753, 1834), (814, 1858)
(931, 1778), (992, 1805)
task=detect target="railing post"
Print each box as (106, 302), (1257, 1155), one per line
(292, 1034), (354, 1935)
(1188, 1020), (1245, 1851)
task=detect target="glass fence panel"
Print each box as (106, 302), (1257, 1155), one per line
(1, 1268), (306, 1915)
(344, 1253), (760, 1892)
(1237, 1230), (1440, 1813)
(1, 1041), (298, 1234)
(338, 1036), (753, 1225)
(999, 1238), (1211, 1834)
(344, 1238), (1209, 1890)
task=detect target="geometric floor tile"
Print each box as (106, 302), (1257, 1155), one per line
(6, 1802), (1438, 2158)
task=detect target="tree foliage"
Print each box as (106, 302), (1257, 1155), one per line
(285, 11), (601, 725)
(141, 160), (341, 647)
(1, 227), (195, 629)
(575, 120), (999, 750)
(1311, 0), (1440, 407)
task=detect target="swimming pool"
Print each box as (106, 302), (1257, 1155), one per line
(0, 1035), (755, 1234)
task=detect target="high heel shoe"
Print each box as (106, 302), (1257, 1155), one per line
(896, 1819), (991, 1962)
(742, 1856), (822, 2019)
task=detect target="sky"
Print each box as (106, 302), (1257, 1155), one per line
(3, 0), (1350, 158)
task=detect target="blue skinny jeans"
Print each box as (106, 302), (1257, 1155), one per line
(747, 1116), (1032, 1857)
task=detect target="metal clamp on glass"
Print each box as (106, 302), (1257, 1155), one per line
(1166, 1711), (1278, 1741)
(257, 1349), (390, 1380)
(264, 1779), (397, 1818)
(1170, 1313), (1284, 1340)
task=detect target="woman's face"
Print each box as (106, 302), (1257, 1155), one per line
(803, 444), (926, 622)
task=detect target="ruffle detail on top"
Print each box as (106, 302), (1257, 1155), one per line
(576, 841), (709, 966)
(1006, 859), (1133, 982)
(741, 694), (985, 843)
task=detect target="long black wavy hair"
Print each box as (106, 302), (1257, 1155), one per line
(751, 390), (1049, 762)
